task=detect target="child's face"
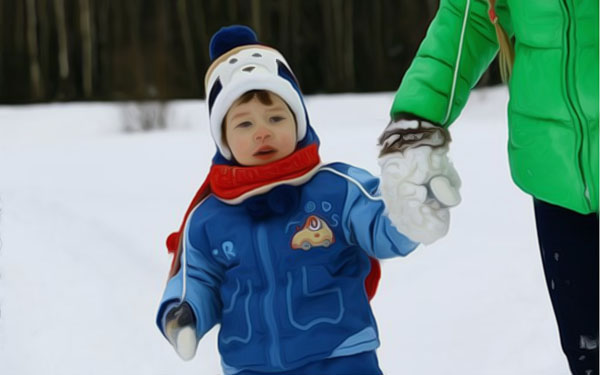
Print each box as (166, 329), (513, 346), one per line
(224, 93), (297, 166)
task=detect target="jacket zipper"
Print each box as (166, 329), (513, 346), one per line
(255, 224), (283, 369)
(561, 0), (591, 209)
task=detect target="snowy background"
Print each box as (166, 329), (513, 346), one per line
(0, 87), (570, 374)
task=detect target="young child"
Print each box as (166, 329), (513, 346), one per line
(157, 25), (460, 375)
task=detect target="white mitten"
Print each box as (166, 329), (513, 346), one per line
(165, 302), (198, 361)
(378, 119), (461, 244)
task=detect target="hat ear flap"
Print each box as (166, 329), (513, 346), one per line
(207, 78), (222, 115)
(276, 60), (300, 88)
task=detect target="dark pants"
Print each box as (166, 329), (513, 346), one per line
(534, 199), (599, 375)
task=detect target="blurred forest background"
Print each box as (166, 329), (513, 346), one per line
(0, 0), (501, 104)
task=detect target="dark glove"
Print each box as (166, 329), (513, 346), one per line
(164, 302), (198, 361)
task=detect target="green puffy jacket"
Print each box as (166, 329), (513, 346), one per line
(391, 0), (598, 214)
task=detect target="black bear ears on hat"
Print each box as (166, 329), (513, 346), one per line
(209, 25), (259, 61)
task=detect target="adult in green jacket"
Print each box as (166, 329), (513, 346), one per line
(380, 0), (598, 374)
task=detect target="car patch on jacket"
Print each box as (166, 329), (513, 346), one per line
(291, 215), (335, 251)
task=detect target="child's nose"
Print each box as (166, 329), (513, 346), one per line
(254, 126), (272, 142)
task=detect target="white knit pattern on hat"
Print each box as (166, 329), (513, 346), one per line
(205, 46), (307, 160)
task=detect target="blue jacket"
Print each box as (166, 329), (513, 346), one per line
(157, 162), (418, 374)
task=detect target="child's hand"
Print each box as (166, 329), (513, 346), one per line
(378, 119), (461, 244)
(165, 302), (198, 361)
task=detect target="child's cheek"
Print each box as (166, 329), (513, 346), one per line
(282, 133), (297, 152)
(231, 137), (252, 156)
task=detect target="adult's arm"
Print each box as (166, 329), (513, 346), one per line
(391, 0), (511, 126)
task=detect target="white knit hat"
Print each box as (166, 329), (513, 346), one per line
(205, 25), (307, 160)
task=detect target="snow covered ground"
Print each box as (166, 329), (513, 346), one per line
(0, 87), (570, 375)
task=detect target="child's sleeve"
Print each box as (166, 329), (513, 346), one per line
(156, 207), (224, 342)
(336, 166), (420, 259)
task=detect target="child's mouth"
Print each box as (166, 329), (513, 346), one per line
(254, 147), (277, 159)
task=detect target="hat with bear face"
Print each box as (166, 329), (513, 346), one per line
(205, 25), (308, 160)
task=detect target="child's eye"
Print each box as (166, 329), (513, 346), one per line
(236, 121), (252, 129)
(270, 116), (285, 123)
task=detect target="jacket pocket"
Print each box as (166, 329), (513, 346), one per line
(285, 265), (345, 331)
(219, 278), (253, 345)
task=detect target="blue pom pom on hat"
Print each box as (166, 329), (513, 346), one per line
(209, 25), (259, 61)
(204, 25), (314, 162)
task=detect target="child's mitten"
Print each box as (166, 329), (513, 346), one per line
(378, 118), (461, 244)
(165, 302), (198, 361)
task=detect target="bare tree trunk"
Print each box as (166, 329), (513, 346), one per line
(289, 0), (301, 69)
(54, 0), (70, 82)
(251, 0), (261, 37)
(278, 0), (289, 53)
(333, 0), (342, 84)
(189, 0), (209, 95)
(176, 0), (199, 95)
(127, 0), (144, 97)
(343, 0), (354, 90)
(26, 0), (43, 99)
(37, 0), (51, 97)
(155, 0), (168, 99)
(371, 0), (385, 90)
(97, 0), (111, 97)
(259, 0), (270, 41)
(0, 1), (4, 92)
(79, 0), (93, 98)
(323, 0), (350, 91)
(227, 0), (238, 23)
(15, 0), (25, 62)
(321, 1), (333, 90)
(111, 0), (124, 98)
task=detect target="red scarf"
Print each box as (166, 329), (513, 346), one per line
(165, 143), (381, 300)
(210, 144), (321, 202)
(167, 145), (320, 275)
